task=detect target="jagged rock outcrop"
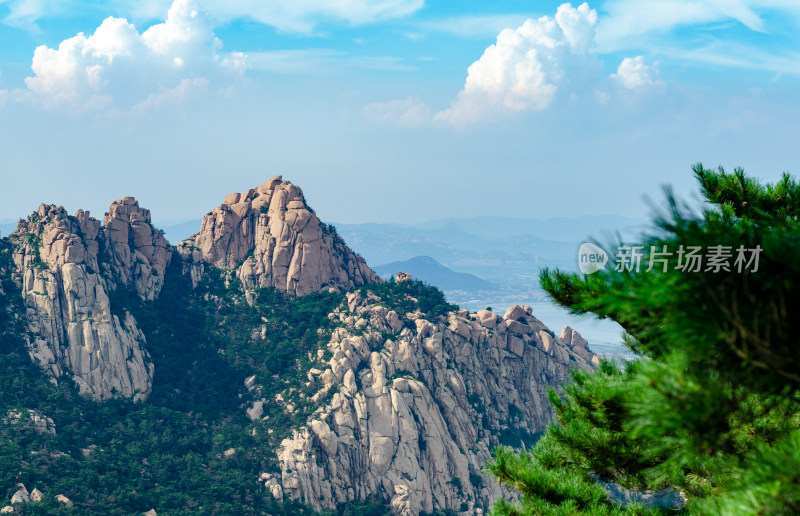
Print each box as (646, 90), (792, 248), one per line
(7, 200), (166, 400)
(3, 408), (56, 435)
(179, 176), (378, 297)
(255, 291), (597, 515)
(102, 197), (170, 301)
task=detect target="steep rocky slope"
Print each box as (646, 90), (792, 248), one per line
(250, 285), (598, 515)
(1, 176), (599, 514)
(179, 176), (378, 297)
(6, 200), (168, 400)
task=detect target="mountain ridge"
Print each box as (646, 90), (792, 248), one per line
(0, 176), (598, 515)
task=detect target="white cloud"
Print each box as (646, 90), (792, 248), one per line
(21, 0), (245, 110)
(595, 0), (800, 51)
(662, 43), (800, 76)
(212, 0), (424, 33)
(416, 14), (535, 38)
(363, 97), (430, 127)
(103, 0), (425, 34)
(0, 0), (73, 30)
(435, 2), (598, 126)
(611, 56), (665, 90)
(131, 76), (209, 113)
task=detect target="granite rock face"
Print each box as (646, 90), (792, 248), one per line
(254, 292), (597, 515)
(179, 176), (378, 297)
(7, 200), (166, 400)
(102, 197), (170, 301)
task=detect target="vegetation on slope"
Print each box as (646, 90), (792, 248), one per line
(0, 241), (394, 514)
(489, 164), (800, 515)
(358, 276), (458, 323)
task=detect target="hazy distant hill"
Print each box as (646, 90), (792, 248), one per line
(333, 215), (645, 270)
(154, 219), (203, 244)
(373, 255), (493, 293)
(0, 219), (16, 238)
(410, 214), (646, 242)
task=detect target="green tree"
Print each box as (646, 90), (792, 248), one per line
(489, 164), (800, 515)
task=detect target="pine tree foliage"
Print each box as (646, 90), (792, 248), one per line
(490, 164), (800, 515)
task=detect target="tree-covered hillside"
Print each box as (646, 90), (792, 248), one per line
(0, 240), (398, 515)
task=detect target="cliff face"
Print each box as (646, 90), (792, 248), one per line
(102, 197), (171, 302)
(179, 176), (378, 297)
(7, 199), (168, 401)
(253, 290), (598, 515)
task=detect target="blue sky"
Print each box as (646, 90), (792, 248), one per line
(1, 0), (799, 226)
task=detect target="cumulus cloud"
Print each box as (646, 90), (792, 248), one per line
(611, 56), (665, 91)
(363, 97), (430, 127)
(21, 0), (245, 110)
(434, 2), (598, 126)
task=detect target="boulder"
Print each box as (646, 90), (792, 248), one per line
(10, 485), (30, 504)
(503, 305), (529, 321)
(55, 495), (73, 508)
(561, 326), (589, 349)
(476, 309), (498, 328)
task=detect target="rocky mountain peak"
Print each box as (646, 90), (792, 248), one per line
(6, 199), (159, 401)
(102, 196), (170, 302)
(179, 175), (378, 297)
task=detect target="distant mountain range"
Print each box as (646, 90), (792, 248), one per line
(408, 215), (647, 242)
(150, 214), (646, 253)
(373, 255), (493, 293)
(0, 219), (16, 238)
(332, 215), (646, 288)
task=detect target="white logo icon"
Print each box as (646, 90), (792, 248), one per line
(578, 242), (608, 274)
